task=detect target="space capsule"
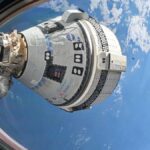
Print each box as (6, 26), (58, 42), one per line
(0, 10), (126, 112)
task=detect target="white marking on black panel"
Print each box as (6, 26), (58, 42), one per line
(72, 66), (84, 76)
(74, 54), (83, 64)
(73, 42), (84, 50)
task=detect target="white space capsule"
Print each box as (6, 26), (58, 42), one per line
(0, 10), (126, 112)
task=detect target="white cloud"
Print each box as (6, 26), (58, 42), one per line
(131, 59), (141, 72)
(102, 84), (123, 118)
(133, 0), (150, 17)
(114, 84), (122, 95)
(127, 16), (150, 53)
(89, 0), (150, 53)
(90, 0), (100, 11)
(71, 128), (91, 150)
(48, 0), (77, 12)
(132, 48), (138, 54)
(126, 0), (150, 53)
(113, 84), (124, 118)
(89, 0), (128, 27)
(120, 72), (126, 80)
(110, 4), (123, 24)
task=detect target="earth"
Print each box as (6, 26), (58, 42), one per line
(0, 0), (150, 150)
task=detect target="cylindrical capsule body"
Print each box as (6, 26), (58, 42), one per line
(18, 10), (126, 111)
